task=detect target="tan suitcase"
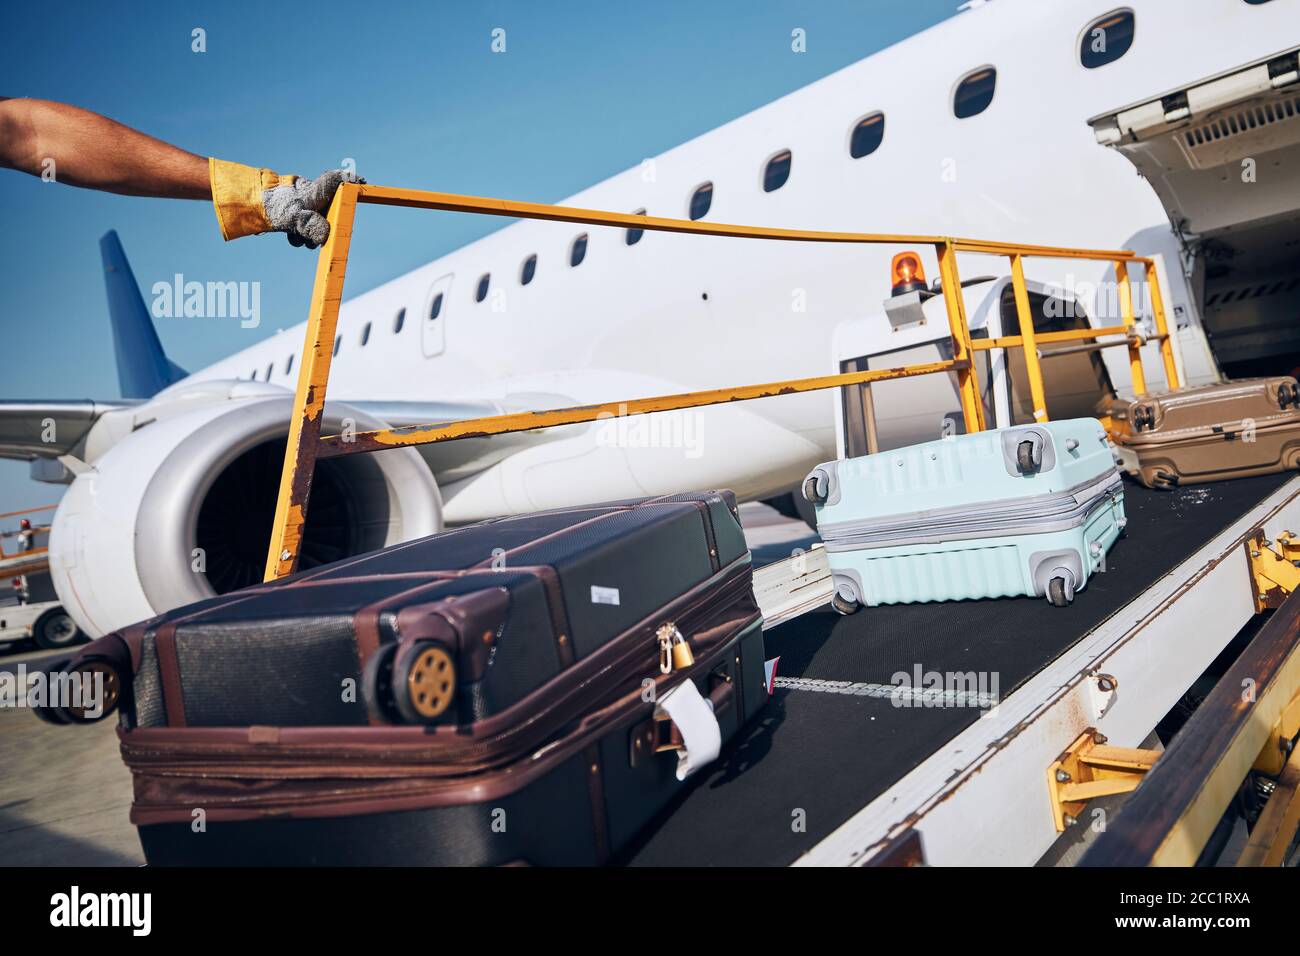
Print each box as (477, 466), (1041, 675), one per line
(1108, 377), (1300, 489)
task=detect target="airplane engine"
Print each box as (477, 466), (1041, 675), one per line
(48, 390), (441, 638)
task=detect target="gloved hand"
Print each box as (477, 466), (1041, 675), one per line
(208, 159), (363, 248)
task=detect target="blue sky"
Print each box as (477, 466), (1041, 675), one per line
(0, 0), (956, 510)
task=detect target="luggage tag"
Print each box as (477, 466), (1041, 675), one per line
(764, 657), (781, 695)
(655, 679), (721, 781)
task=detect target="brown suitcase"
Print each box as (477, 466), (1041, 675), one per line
(1108, 377), (1300, 489)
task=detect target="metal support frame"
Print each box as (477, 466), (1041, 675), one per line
(1247, 528), (1300, 612)
(1008, 254), (1048, 423)
(1079, 569), (1300, 866)
(1116, 260), (1147, 397)
(264, 182), (1174, 580)
(264, 186), (358, 581)
(1145, 258), (1180, 388)
(1047, 729), (1160, 832)
(0, 503), (56, 576)
(973, 255), (1181, 424)
(0, 504), (54, 560)
(1238, 743), (1300, 867)
(1253, 690), (1300, 777)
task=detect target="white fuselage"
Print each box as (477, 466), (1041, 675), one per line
(185, 0), (1293, 516)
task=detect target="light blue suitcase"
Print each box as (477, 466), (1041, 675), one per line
(802, 419), (1125, 612)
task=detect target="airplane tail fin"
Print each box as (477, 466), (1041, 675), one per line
(99, 230), (187, 398)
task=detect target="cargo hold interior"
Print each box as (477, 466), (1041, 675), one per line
(1091, 48), (1300, 380)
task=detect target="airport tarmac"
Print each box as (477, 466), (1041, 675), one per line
(1, 643), (141, 866)
(0, 503), (815, 867)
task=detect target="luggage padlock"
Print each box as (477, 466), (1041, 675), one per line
(657, 623), (694, 673)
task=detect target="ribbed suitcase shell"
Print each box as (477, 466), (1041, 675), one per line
(806, 419), (1124, 607)
(1109, 377), (1300, 488)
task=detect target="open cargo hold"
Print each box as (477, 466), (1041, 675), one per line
(1090, 48), (1300, 379)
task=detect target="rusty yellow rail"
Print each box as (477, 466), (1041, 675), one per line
(315, 360), (964, 458)
(0, 504), (55, 562)
(264, 182), (1179, 580)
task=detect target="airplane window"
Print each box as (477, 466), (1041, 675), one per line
(689, 182), (713, 221)
(953, 68), (996, 119)
(763, 150), (792, 192)
(570, 234), (588, 267)
(265, 363), (274, 380)
(1080, 11), (1135, 69)
(627, 209), (646, 246)
(333, 335), (341, 357)
(476, 274), (490, 302)
(393, 308), (405, 334)
(250, 369), (257, 380)
(285, 354), (294, 376)
(521, 254), (537, 285)
(360, 321), (371, 347)
(430, 292), (444, 320)
(849, 113), (885, 158)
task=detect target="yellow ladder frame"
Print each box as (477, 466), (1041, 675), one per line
(264, 183), (1178, 580)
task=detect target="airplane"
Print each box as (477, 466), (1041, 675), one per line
(2, 0), (1297, 638)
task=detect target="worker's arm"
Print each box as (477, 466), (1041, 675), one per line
(0, 97), (357, 248)
(0, 97), (210, 198)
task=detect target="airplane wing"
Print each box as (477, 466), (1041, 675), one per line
(0, 394), (570, 489)
(0, 400), (137, 460)
(349, 393), (577, 486)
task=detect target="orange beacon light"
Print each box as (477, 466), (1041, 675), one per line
(890, 251), (928, 297)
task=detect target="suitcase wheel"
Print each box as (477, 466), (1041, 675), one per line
(1278, 383), (1300, 409)
(830, 592), (860, 616)
(361, 643), (403, 724)
(64, 659), (123, 722)
(392, 640), (457, 724)
(1152, 469), (1180, 490)
(30, 657), (73, 725)
(1016, 439), (1042, 474)
(1131, 406), (1155, 431)
(32, 656), (124, 725)
(802, 474), (827, 505)
(1046, 576), (1073, 608)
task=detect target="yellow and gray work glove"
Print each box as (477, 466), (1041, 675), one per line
(208, 159), (363, 248)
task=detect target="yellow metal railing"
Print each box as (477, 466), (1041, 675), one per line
(0, 504), (55, 563)
(264, 183), (1179, 580)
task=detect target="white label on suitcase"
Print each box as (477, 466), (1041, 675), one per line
(590, 585), (621, 605)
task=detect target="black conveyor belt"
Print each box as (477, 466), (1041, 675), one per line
(620, 473), (1294, 866)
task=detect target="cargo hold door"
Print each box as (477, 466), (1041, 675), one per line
(1088, 48), (1300, 376)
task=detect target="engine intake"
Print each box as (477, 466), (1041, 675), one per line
(49, 390), (440, 637)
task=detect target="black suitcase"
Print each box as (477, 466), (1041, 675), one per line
(43, 491), (767, 865)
